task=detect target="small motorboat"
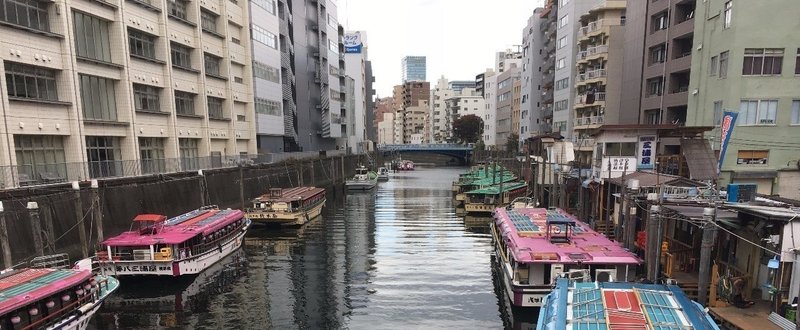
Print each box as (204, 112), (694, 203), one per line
(346, 165), (378, 191)
(377, 167), (390, 181)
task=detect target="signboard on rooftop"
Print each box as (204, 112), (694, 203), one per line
(344, 32), (362, 53)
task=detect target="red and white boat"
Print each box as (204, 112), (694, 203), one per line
(97, 206), (250, 277)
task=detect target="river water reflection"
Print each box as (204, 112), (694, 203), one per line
(93, 167), (535, 329)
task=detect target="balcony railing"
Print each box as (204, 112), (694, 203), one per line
(576, 45), (609, 61)
(578, 18), (623, 37)
(576, 69), (607, 82)
(575, 92), (607, 105)
(573, 115), (605, 127)
(571, 137), (597, 148)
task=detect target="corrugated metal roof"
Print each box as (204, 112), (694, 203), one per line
(681, 139), (717, 181)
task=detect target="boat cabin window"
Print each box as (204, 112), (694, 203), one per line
(356, 168), (368, 175)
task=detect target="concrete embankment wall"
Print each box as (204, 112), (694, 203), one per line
(0, 154), (368, 267)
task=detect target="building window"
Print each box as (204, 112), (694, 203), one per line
(743, 48), (783, 76)
(0, 0), (49, 32)
(133, 84), (161, 112)
(644, 109), (660, 124)
(171, 43), (192, 69)
(4, 62), (58, 101)
(79, 75), (117, 121)
(709, 56), (718, 76)
(207, 96), (225, 119)
(555, 78), (569, 90)
(204, 53), (221, 76)
(73, 12), (111, 62)
(723, 1), (732, 28)
(128, 29), (156, 60)
(252, 0), (275, 14)
(554, 99), (568, 111)
(14, 135), (66, 183)
(557, 36), (567, 49)
(739, 99), (777, 125)
(649, 44), (666, 64)
(139, 137), (165, 174)
(736, 150), (768, 165)
(556, 57), (566, 70)
(175, 91), (195, 115)
(651, 11), (668, 32)
(86, 136), (120, 178)
(179, 138), (199, 171)
(201, 10), (217, 33)
(605, 142), (637, 156)
(646, 77), (663, 96)
(719, 51), (729, 78)
(252, 24), (277, 49)
(328, 39), (338, 54)
(168, 0), (187, 20)
(559, 0), (569, 8)
(792, 100), (800, 125)
(327, 13), (336, 29)
(237, 114), (246, 121)
(796, 49), (800, 75)
(713, 101), (723, 126)
(559, 15), (568, 28)
(253, 61), (280, 82)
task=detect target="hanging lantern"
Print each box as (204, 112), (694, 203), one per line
(10, 315), (20, 324)
(28, 308), (38, 316)
(62, 295), (71, 302)
(90, 279), (97, 286)
(84, 284), (92, 290)
(46, 301), (55, 308)
(75, 289), (84, 296)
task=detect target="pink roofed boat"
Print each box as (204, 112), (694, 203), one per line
(97, 206), (250, 276)
(491, 202), (641, 308)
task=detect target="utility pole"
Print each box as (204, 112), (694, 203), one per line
(28, 202), (43, 257)
(605, 160), (612, 238)
(698, 206), (718, 305)
(0, 202), (11, 268)
(618, 159), (629, 242)
(647, 205), (661, 281)
(624, 179), (639, 250)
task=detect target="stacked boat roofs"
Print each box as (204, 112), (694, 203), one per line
(538, 278), (720, 330)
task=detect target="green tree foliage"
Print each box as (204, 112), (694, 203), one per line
(452, 115), (484, 144)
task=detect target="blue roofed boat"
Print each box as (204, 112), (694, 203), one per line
(537, 278), (720, 330)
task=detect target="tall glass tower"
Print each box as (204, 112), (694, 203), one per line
(401, 56), (427, 82)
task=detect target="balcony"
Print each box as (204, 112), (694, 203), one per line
(576, 45), (608, 63)
(542, 106), (553, 118)
(578, 19), (622, 39)
(573, 115), (604, 128)
(575, 92), (606, 108)
(576, 69), (607, 85)
(571, 136), (597, 150)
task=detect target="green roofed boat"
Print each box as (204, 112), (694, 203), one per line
(465, 181), (528, 215)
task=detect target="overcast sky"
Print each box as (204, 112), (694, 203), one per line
(339, 0), (544, 97)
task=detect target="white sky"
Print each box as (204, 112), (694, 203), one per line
(339, 0), (544, 97)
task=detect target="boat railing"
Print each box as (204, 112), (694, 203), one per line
(29, 253), (70, 269)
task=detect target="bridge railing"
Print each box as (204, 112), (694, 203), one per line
(378, 144), (473, 151)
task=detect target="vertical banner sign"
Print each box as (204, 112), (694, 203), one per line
(718, 111), (738, 173)
(637, 135), (656, 169)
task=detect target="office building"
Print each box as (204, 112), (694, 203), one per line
(520, 6), (549, 142)
(401, 56), (426, 82)
(344, 30), (372, 153)
(495, 66), (521, 146)
(430, 77), (454, 143)
(364, 60), (376, 142)
(475, 69), (493, 97)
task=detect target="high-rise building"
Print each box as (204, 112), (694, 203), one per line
(252, 0), (283, 153)
(403, 100), (429, 144)
(573, 0), (629, 162)
(430, 77), (455, 143)
(483, 72), (499, 147)
(688, 0), (799, 196)
(344, 31), (371, 153)
(364, 60), (376, 142)
(495, 67), (521, 146)
(552, 0), (602, 139)
(274, 0), (346, 153)
(475, 69), (494, 97)
(401, 56), (427, 82)
(0, 0), (259, 187)
(485, 51), (522, 148)
(373, 97), (394, 142)
(393, 81), (430, 144)
(521, 7), (548, 142)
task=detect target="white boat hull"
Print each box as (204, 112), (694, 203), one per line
(346, 180), (377, 190)
(50, 275), (119, 330)
(248, 200), (325, 226)
(101, 220), (250, 276)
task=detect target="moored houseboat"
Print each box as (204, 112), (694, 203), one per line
(0, 258), (119, 329)
(455, 173), (517, 205)
(345, 166), (378, 191)
(246, 187), (326, 226)
(377, 167), (390, 181)
(98, 206), (250, 276)
(464, 181), (528, 214)
(491, 207), (641, 308)
(538, 278), (720, 330)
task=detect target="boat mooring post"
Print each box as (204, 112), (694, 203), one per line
(72, 181), (89, 258)
(27, 202), (44, 257)
(91, 180), (104, 242)
(0, 202), (12, 268)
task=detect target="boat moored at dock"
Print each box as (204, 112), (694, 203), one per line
(538, 278), (720, 330)
(377, 167), (390, 181)
(346, 165), (378, 191)
(491, 207), (640, 308)
(464, 181), (528, 214)
(98, 206), (250, 276)
(0, 257), (119, 329)
(246, 187), (326, 226)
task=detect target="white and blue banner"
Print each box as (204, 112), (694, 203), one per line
(344, 32), (363, 53)
(718, 111), (738, 174)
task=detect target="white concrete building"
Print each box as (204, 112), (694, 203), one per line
(483, 72), (498, 147)
(430, 77), (454, 143)
(377, 112), (396, 144)
(344, 30), (369, 153)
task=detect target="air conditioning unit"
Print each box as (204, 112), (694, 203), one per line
(727, 183), (757, 203)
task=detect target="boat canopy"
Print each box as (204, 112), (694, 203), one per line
(102, 209), (244, 246)
(0, 268), (91, 315)
(133, 214), (167, 222)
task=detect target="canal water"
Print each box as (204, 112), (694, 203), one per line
(92, 167), (535, 329)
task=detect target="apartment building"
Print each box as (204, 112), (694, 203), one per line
(573, 0), (628, 162)
(403, 100), (429, 144)
(474, 69), (493, 97)
(430, 77), (454, 143)
(275, 0), (346, 153)
(483, 72), (498, 147)
(392, 81), (429, 144)
(372, 96), (393, 140)
(445, 88), (485, 119)
(511, 79), (522, 142)
(401, 56), (426, 82)
(688, 0), (800, 196)
(377, 112), (395, 145)
(364, 60), (376, 142)
(0, 0), (261, 187)
(495, 66), (520, 146)
(552, 0), (601, 138)
(520, 7), (547, 142)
